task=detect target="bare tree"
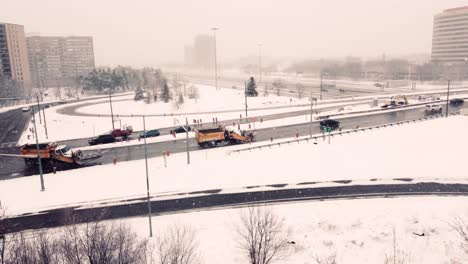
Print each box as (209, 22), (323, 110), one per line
(272, 79), (284, 96)
(384, 227), (409, 264)
(235, 206), (289, 264)
(59, 221), (148, 264)
(188, 85), (200, 103)
(263, 83), (269, 97)
(296, 83), (305, 99)
(450, 217), (468, 256)
(155, 224), (199, 264)
(313, 252), (337, 264)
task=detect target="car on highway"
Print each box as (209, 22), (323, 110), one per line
(139, 129), (160, 138)
(110, 127), (133, 138)
(449, 98), (464, 106)
(170, 126), (191, 134)
(424, 104), (443, 115)
(320, 119), (340, 132)
(88, 134), (115, 145)
(21, 106), (31, 112)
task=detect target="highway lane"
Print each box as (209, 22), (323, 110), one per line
(2, 181), (468, 234)
(1, 103), (463, 180)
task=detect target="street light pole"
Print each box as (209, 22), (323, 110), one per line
(258, 43), (262, 83)
(320, 71), (323, 101)
(309, 90), (314, 138)
(109, 92), (115, 130)
(36, 95), (42, 124)
(142, 116), (153, 237)
(244, 81), (248, 117)
(186, 117), (190, 165)
(211, 27), (219, 91)
(446, 80), (451, 118)
(32, 108), (45, 191)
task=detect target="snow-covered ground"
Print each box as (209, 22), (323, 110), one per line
(122, 196), (468, 264)
(2, 115), (468, 215)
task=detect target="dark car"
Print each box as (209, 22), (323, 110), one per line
(140, 129), (160, 138)
(88, 134), (115, 145)
(170, 126), (191, 134)
(449, 98), (464, 106)
(320, 119), (340, 131)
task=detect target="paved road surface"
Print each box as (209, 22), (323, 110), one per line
(1, 103), (465, 180)
(1, 181), (467, 235)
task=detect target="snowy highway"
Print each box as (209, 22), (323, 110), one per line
(0, 102), (465, 179)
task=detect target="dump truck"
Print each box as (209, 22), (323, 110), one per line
(19, 143), (102, 167)
(195, 127), (254, 148)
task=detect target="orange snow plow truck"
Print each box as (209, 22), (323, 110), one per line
(195, 127), (254, 148)
(19, 143), (101, 167)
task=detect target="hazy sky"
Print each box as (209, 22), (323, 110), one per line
(2, 0), (467, 67)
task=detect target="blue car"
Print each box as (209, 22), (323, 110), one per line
(140, 129), (160, 138)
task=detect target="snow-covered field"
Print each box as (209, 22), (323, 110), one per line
(2, 115), (468, 215)
(123, 196), (468, 264)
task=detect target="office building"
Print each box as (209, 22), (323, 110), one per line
(0, 22), (32, 94)
(432, 6), (468, 63)
(184, 34), (214, 68)
(27, 36), (95, 88)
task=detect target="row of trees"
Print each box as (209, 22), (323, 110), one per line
(286, 58), (468, 81)
(3, 205), (468, 264)
(81, 66), (165, 93)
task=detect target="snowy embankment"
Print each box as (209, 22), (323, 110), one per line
(2, 115), (468, 215)
(122, 196), (468, 264)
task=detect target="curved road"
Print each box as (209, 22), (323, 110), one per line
(1, 181), (468, 235)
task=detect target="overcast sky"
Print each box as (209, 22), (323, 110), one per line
(2, 0), (467, 67)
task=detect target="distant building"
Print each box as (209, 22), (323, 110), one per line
(0, 22), (32, 95)
(27, 36), (95, 88)
(184, 34), (214, 68)
(432, 6), (468, 63)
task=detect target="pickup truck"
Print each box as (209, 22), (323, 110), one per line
(110, 126), (133, 138)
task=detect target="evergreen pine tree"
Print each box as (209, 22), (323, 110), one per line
(161, 80), (170, 103)
(178, 93), (184, 105)
(246, 77), (258, 97)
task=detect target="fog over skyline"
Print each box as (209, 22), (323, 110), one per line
(2, 0), (467, 67)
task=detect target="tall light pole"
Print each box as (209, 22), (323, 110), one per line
(320, 71), (323, 101)
(258, 43), (262, 83)
(446, 80), (451, 118)
(211, 27), (219, 91)
(142, 116), (153, 237)
(309, 90), (314, 138)
(185, 117), (190, 164)
(244, 81), (248, 117)
(109, 91), (115, 130)
(32, 108), (45, 191)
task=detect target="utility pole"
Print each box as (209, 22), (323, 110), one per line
(186, 117), (190, 165)
(36, 95), (42, 124)
(109, 92), (115, 130)
(211, 27), (219, 91)
(258, 43), (262, 83)
(309, 91), (314, 138)
(446, 80), (451, 118)
(42, 103), (48, 140)
(142, 116), (153, 237)
(244, 81), (248, 117)
(320, 71), (323, 101)
(32, 108), (45, 191)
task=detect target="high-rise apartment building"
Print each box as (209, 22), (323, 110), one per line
(184, 34), (214, 68)
(432, 6), (468, 63)
(0, 22), (32, 94)
(27, 36), (95, 88)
